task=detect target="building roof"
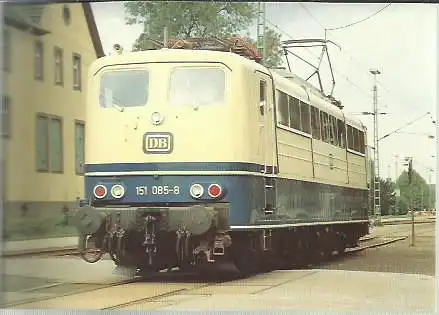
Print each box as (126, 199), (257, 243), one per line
(4, 3), (104, 58)
(82, 3), (104, 58)
(4, 4), (50, 36)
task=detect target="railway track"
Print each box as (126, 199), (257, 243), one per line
(3, 217), (434, 259)
(4, 234), (409, 310)
(3, 247), (80, 258)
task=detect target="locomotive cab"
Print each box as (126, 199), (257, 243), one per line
(74, 45), (278, 273)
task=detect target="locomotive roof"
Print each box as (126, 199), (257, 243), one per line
(91, 48), (366, 131)
(89, 48), (268, 75)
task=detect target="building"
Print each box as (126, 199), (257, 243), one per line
(2, 3), (104, 238)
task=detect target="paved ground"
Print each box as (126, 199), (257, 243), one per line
(1, 222), (435, 312)
(320, 223), (435, 276)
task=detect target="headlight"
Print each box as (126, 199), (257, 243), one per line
(189, 184), (204, 199)
(110, 184), (125, 199)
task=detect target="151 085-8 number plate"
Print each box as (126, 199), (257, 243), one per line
(136, 185), (181, 196)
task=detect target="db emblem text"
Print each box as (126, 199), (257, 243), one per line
(143, 132), (173, 154)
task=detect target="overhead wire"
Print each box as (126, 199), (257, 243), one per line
(297, 3), (434, 116)
(324, 4), (392, 31)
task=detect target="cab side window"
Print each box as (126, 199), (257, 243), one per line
(259, 80), (266, 116)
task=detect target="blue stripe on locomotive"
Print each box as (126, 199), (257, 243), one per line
(84, 162), (369, 227)
(85, 168), (266, 226)
(85, 162), (278, 174)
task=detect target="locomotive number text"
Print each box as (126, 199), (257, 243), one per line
(135, 185), (181, 196)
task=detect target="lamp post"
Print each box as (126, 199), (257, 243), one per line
(404, 157), (414, 246)
(370, 68), (381, 224)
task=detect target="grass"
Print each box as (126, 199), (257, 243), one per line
(3, 207), (79, 242)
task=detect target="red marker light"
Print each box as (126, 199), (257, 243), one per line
(208, 184), (222, 198)
(93, 185), (107, 199)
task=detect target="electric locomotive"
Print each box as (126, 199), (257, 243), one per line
(73, 38), (369, 274)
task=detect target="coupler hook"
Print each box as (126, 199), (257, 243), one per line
(175, 228), (191, 262)
(142, 215), (157, 265)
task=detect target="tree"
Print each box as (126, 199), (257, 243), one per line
(379, 178), (396, 216)
(124, 1), (283, 67)
(395, 168), (432, 214)
(247, 28), (283, 68)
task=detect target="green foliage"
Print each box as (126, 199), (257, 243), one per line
(247, 28), (283, 68)
(124, 1), (283, 67)
(379, 178), (396, 216)
(395, 169), (434, 214)
(366, 157), (434, 216)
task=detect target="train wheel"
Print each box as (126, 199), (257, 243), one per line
(335, 232), (346, 256)
(178, 261), (195, 272)
(232, 240), (260, 276)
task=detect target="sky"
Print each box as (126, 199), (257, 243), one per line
(91, 2), (438, 185)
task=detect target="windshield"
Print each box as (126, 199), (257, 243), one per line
(169, 67), (225, 106)
(99, 70), (149, 108)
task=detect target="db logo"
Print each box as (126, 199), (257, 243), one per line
(143, 132), (173, 154)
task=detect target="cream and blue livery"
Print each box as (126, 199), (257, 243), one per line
(73, 45), (369, 274)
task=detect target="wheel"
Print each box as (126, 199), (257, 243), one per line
(232, 241), (260, 276)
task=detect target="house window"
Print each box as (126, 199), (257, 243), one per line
(36, 114), (63, 172)
(75, 121), (85, 174)
(36, 114), (49, 171)
(3, 29), (10, 72)
(35, 40), (44, 80)
(54, 47), (64, 85)
(1, 96), (10, 137)
(72, 53), (81, 90)
(63, 5), (71, 25)
(50, 117), (63, 172)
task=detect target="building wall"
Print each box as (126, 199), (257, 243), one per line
(3, 4), (99, 213)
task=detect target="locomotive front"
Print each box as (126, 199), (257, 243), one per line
(73, 49), (256, 272)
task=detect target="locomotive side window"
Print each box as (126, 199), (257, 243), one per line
(288, 96), (300, 130)
(169, 67), (225, 106)
(311, 106), (320, 140)
(347, 125), (354, 150)
(353, 128), (360, 152)
(328, 115), (336, 145)
(358, 130), (365, 153)
(276, 90), (289, 126)
(334, 117), (340, 146)
(100, 70), (149, 108)
(300, 102), (311, 134)
(320, 111), (329, 143)
(337, 119), (346, 148)
(347, 126), (365, 154)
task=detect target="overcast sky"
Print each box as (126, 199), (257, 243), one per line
(91, 2), (438, 184)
